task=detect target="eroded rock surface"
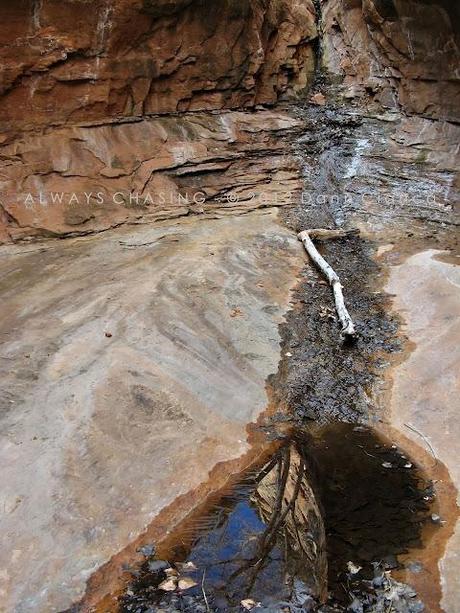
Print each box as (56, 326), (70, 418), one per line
(0, 108), (303, 242)
(321, 0), (460, 121)
(0, 0), (317, 132)
(0, 209), (304, 612)
(289, 103), (459, 240)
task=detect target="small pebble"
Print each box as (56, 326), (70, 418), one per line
(137, 543), (156, 557)
(148, 560), (169, 573)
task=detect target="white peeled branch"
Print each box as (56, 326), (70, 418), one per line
(298, 229), (357, 340)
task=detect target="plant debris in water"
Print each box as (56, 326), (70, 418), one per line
(120, 426), (432, 612)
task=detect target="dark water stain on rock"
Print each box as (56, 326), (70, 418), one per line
(119, 424), (433, 612)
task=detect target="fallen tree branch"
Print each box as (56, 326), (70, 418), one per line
(201, 569), (210, 613)
(305, 228), (359, 240)
(298, 229), (357, 340)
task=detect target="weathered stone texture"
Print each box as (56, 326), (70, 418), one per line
(321, 0), (460, 121)
(0, 0), (317, 132)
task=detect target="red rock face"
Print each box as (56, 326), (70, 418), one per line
(1, 0), (458, 243)
(0, 0), (317, 132)
(321, 0), (460, 121)
(0, 109), (304, 243)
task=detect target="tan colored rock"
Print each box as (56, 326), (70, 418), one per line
(0, 109), (303, 242)
(310, 92), (326, 105)
(0, 209), (305, 612)
(386, 250), (460, 613)
(0, 0), (317, 133)
(159, 578), (178, 591)
(178, 577), (198, 590)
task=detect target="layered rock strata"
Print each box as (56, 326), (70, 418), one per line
(0, 109), (303, 242)
(321, 0), (460, 121)
(0, 0), (317, 132)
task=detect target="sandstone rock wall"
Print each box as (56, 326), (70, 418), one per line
(321, 0), (460, 121)
(0, 0), (317, 133)
(0, 110), (303, 242)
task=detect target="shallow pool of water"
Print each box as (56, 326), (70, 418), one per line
(120, 424), (433, 612)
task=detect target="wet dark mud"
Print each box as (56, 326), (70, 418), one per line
(120, 424), (433, 612)
(269, 102), (402, 425)
(272, 94), (458, 429)
(269, 233), (399, 424)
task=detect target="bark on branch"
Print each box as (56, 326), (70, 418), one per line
(298, 229), (357, 340)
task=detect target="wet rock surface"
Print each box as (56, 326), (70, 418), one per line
(286, 102), (459, 238)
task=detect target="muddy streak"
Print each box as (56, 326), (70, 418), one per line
(271, 231), (400, 425)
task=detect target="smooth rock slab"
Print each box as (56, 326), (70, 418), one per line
(386, 249), (460, 612)
(0, 209), (304, 612)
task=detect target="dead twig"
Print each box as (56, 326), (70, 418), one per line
(404, 422), (438, 467)
(201, 569), (210, 613)
(298, 229), (358, 340)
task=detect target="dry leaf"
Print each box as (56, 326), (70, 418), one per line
(158, 577), (177, 591)
(164, 567), (179, 577)
(241, 599), (257, 610)
(178, 577), (198, 590)
(177, 561), (197, 572)
(347, 561), (362, 574)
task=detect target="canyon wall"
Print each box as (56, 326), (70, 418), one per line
(0, 110), (303, 242)
(321, 0), (460, 121)
(0, 0), (459, 243)
(0, 0), (317, 242)
(0, 0), (317, 133)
